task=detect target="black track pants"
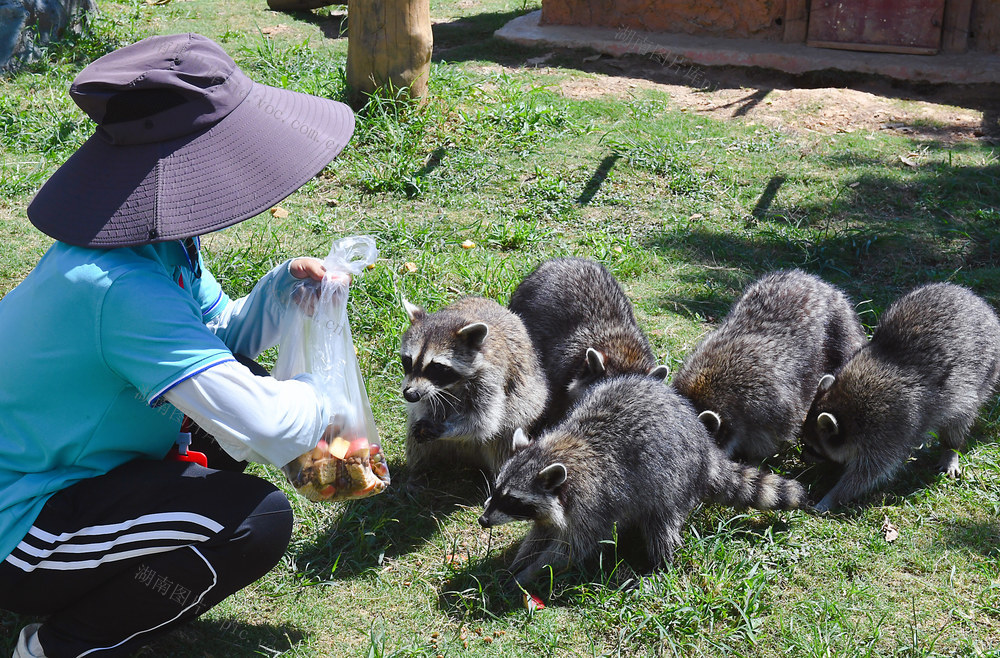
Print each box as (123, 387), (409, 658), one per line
(0, 459), (293, 658)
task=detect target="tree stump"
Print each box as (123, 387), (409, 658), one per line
(345, 0), (432, 108)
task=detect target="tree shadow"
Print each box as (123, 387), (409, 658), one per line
(277, 9), (348, 40)
(645, 156), (1000, 324)
(577, 154), (620, 205)
(578, 54), (1000, 136)
(289, 462), (491, 582)
(431, 9), (541, 62)
(366, 3), (1000, 138)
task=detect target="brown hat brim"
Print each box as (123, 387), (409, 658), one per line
(27, 82), (355, 248)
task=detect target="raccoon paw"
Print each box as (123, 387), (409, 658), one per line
(812, 496), (835, 514)
(938, 450), (962, 479)
(411, 419), (443, 444)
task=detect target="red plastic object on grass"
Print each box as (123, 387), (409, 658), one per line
(523, 592), (546, 612)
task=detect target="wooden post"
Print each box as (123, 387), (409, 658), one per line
(346, 0), (433, 108)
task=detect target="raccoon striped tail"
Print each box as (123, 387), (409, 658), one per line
(710, 460), (808, 510)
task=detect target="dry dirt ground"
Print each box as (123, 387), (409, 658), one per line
(473, 53), (1000, 144)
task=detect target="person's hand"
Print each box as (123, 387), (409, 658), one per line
(290, 257), (326, 281)
(290, 257), (351, 286)
(288, 257), (350, 316)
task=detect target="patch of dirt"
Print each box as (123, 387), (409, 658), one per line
(474, 54), (1000, 143)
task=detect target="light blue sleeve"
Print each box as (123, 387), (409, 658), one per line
(100, 270), (235, 404)
(190, 259), (229, 324)
(205, 259), (302, 358)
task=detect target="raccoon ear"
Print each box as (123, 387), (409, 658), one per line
(402, 298), (425, 323)
(512, 427), (530, 453)
(817, 374), (836, 392)
(586, 348), (606, 375)
(537, 463), (567, 491)
(817, 412), (840, 436)
(457, 322), (489, 348)
(698, 409), (722, 434)
(648, 364), (670, 381)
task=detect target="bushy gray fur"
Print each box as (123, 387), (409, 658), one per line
(400, 296), (549, 477)
(803, 283), (1000, 512)
(672, 269), (867, 463)
(508, 257), (668, 430)
(479, 375), (808, 587)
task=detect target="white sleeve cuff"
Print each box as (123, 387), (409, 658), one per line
(162, 359), (331, 467)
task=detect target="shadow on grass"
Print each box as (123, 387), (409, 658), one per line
(289, 463), (491, 582)
(437, 543), (641, 620)
(278, 9), (348, 40)
(0, 610), (305, 658)
(645, 158), (1000, 325)
(135, 617), (306, 657)
(437, 509), (801, 622)
(348, 4), (1000, 137)
(431, 9), (543, 62)
(941, 519), (1000, 559)
(790, 439), (988, 519)
(572, 52), (1000, 137)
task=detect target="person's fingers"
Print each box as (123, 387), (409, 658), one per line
(290, 257), (326, 281)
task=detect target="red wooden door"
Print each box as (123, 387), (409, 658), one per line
(806, 0), (946, 54)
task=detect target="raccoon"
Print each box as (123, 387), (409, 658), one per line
(479, 375), (807, 588)
(671, 269), (867, 463)
(508, 257), (669, 430)
(802, 282), (1000, 512)
(400, 296), (549, 478)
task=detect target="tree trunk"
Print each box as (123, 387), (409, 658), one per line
(345, 0), (432, 108)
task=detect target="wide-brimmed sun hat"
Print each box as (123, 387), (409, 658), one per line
(27, 33), (355, 248)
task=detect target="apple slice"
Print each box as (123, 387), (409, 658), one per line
(327, 436), (351, 460)
(345, 436), (370, 460)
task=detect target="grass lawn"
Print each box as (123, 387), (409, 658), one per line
(2, 0), (1000, 655)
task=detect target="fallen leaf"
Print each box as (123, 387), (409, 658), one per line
(899, 154), (918, 167)
(460, 239), (476, 250)
(582, 53), (602, 62)
(881, 516), (899, 542)
(270, 206), (289, 218)
(400, 262), (418, 274)
(444, 553), (467, 566)
(849, 182), (860, 188)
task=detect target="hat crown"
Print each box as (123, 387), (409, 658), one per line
(70, 33), (253, 145)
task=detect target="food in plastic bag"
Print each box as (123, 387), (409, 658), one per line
(282, 424), (389, 502)
(274, 236), (390, 502)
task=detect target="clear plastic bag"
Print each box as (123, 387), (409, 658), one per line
(274, 236), (389, 502)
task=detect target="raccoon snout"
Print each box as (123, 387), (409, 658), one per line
(478, 514), (493, 529)
(800, 444), (826, 464)
(402, 387), (422, 403)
